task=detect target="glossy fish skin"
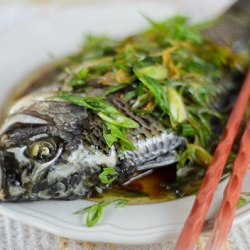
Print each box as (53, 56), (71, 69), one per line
(0, 97), (185, 201)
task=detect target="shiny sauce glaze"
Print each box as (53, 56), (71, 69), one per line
(92, 164), (179, 204)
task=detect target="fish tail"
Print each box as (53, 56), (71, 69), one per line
(203, 0), (250, 52)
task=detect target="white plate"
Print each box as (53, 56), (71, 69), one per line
(0, 0), (249, 245)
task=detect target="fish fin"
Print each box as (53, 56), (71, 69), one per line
(136, 155), (178, 171)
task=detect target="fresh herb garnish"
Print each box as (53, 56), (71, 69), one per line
(237, 196), (247, 208)
(58, 91), (119, 114)
(99, 168), (118, 184)
(134, 69), (169, 115)
(98, 112), (139, 129)
(241, 192), (250, 196)
(54, 15), (247, 175)
(103, 122), (137, 152)
(86, 202), (103, 227)
(102, 83), (128, 96)
(57, 91), (138, 152)
(74, 199), (128, 227)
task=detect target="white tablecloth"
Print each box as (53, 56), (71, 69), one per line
(0, 1), (250, 249)
(1, 211), (250, 249)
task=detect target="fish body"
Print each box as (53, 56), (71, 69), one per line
(0, 0), (250, 202)
(0, 96), (185, 201)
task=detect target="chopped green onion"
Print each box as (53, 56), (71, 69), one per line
(134, 69), (169, 114)
(241, 192), (250, 196)
(123, 90), (137, 100)
(58, 94), (96, 109)
(187, 144), (213, 168)
(58, 92), (119, 114)
(87, 100), (119, 114)
(237, 196), (247, 208)
(108, 199), (128, 207)
(74, 200), (106, 215)
(66, 68), (89, 86)
(181, 123), (196, 136)
(86, 202), (103, 227)
(177, 146), (196, 168)
(102, 83), (128, 96)
(103, 122), (137, 151)
(130, 109), (155, 115)
(103, 133), (117, 148)
(77, 68), (89, 79)
(57, 91), (138, 151)
(66, 79), (85, 86)
(165, 86), (187, 125)
(103, 123), (136, 152)
(74, 199), (128, 227)
(54, 15), (246, 193)
(98, 112), (139, 129)
(99, 167), (118, 184)
(139, 65), (167, 80)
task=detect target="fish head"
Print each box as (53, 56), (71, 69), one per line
(0, 100), (119, 201)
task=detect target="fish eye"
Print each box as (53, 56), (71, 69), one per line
(26, 137), (59, 162)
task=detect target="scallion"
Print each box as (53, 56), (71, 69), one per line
(74, 199), (128, 227)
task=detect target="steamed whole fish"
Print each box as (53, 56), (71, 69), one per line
(0, 95), (186, 201)
(0, 0), (249, 202)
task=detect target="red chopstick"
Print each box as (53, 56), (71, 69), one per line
(174, 70), (250, 250)
(205, 115), (250, 249)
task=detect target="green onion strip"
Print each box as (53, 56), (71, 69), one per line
(74, 199), (128, 227)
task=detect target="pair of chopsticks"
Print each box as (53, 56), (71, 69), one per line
(175, 70), (250, 250)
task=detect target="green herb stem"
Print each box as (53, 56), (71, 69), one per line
(74, 199), (128, 227)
